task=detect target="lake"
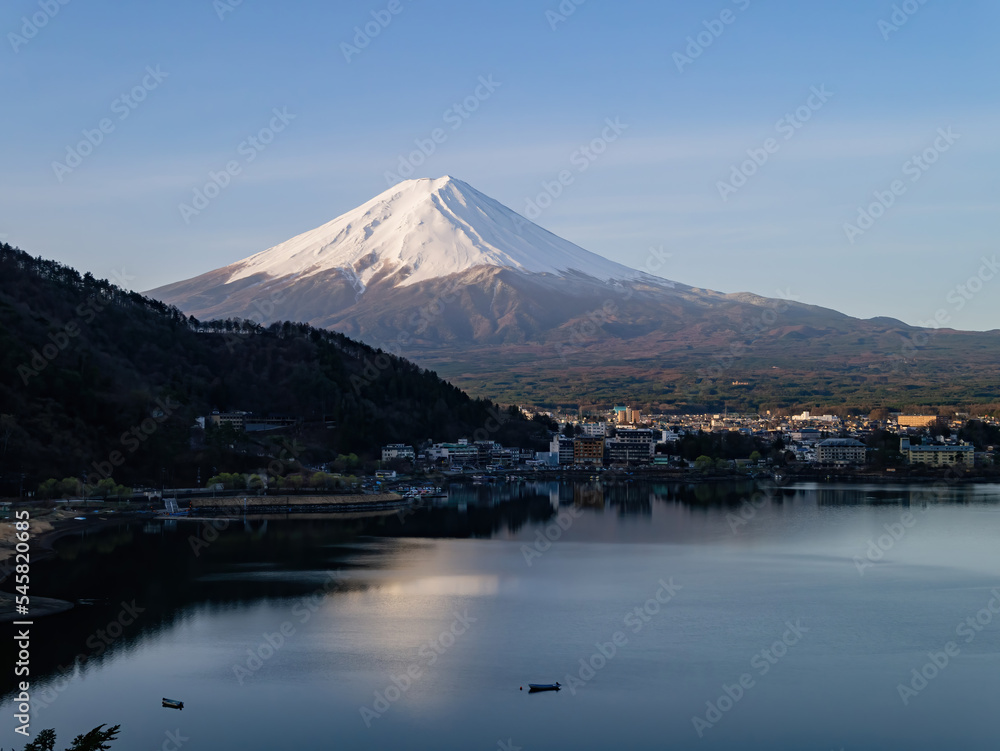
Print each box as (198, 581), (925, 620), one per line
(4, 479), (1000, 750)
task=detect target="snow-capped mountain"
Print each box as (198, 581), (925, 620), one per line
(148, 175), (693, 339)
(217, 176), (657, 292)
(147, 176), (983, 406)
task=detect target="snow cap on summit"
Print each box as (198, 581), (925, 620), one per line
(225, 176), (648, 289)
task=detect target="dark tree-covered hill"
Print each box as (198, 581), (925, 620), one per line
(0, 245), (551, 493)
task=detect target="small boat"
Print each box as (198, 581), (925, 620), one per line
(162, 698), (184, 710)
(528, 682), (561, 692)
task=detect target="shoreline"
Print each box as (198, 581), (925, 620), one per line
(447, 469), (1000, 485)
(189, 492), (407, 514)
(0, 508), (153, 622)
(0, 494), (410, 622)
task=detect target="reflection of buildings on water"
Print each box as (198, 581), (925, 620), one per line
(444, 481), (570, 508)
(432, 478), (981, 525)
(574, 484), (604, 509)
(816, 488), (877, 507)
(441, 479), (655, 517)
(647, 481), (760, 508)
(605, 484), (653, 516)
(567, 482), (654, 516)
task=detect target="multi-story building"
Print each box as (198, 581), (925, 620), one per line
(475, 440), (501, 466)
(792, 411), (839, 424)
(424, 440), (479, 467)
(381, 444), (415, 462)
(897, 415), (938, 428)
(605, 428), (657, 465)
(900, 437), (974, 466)
(209, 410), (248, 431)
(449, 440), (479, 467)
(611, 428), (657, 450)
(573, 437), (605, 466)
(815, 438), (866, 466)
(550, 436), (575, 465)
(605, 440), (652, 465)
(613, 406), (643, 425)
(579, 422), (608, 438)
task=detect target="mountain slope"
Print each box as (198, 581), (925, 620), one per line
(147, 177), (1000, 410)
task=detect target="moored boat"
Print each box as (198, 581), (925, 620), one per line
(527, 682), (561, 692)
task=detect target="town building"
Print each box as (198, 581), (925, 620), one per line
(611, 406), (642, 425)
(604, 428), (657, 465)
(898, 415), (938, 428)
(578, 422), (608, 438)
(208, 410), (295, 433)
(815, 438), (866, 466)
(209, 410), (248, 431)
(534, 450), (559, 467)
(573, 437), (605, 466)
(550, 436), (575, 465)
(899, 437), (974, 466)
(381, 444), (415, 462)
(475, 440), (501, 466)
(792, 411), (839, 424)
(424, 440), (479, 468)
(788, 428), (823, 443)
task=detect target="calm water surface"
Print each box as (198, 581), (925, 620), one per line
(4, 480), (1000, 750)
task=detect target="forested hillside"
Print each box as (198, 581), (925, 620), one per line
(0, 245), (551, 494)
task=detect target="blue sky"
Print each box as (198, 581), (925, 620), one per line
(3, 0), (999, 330)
